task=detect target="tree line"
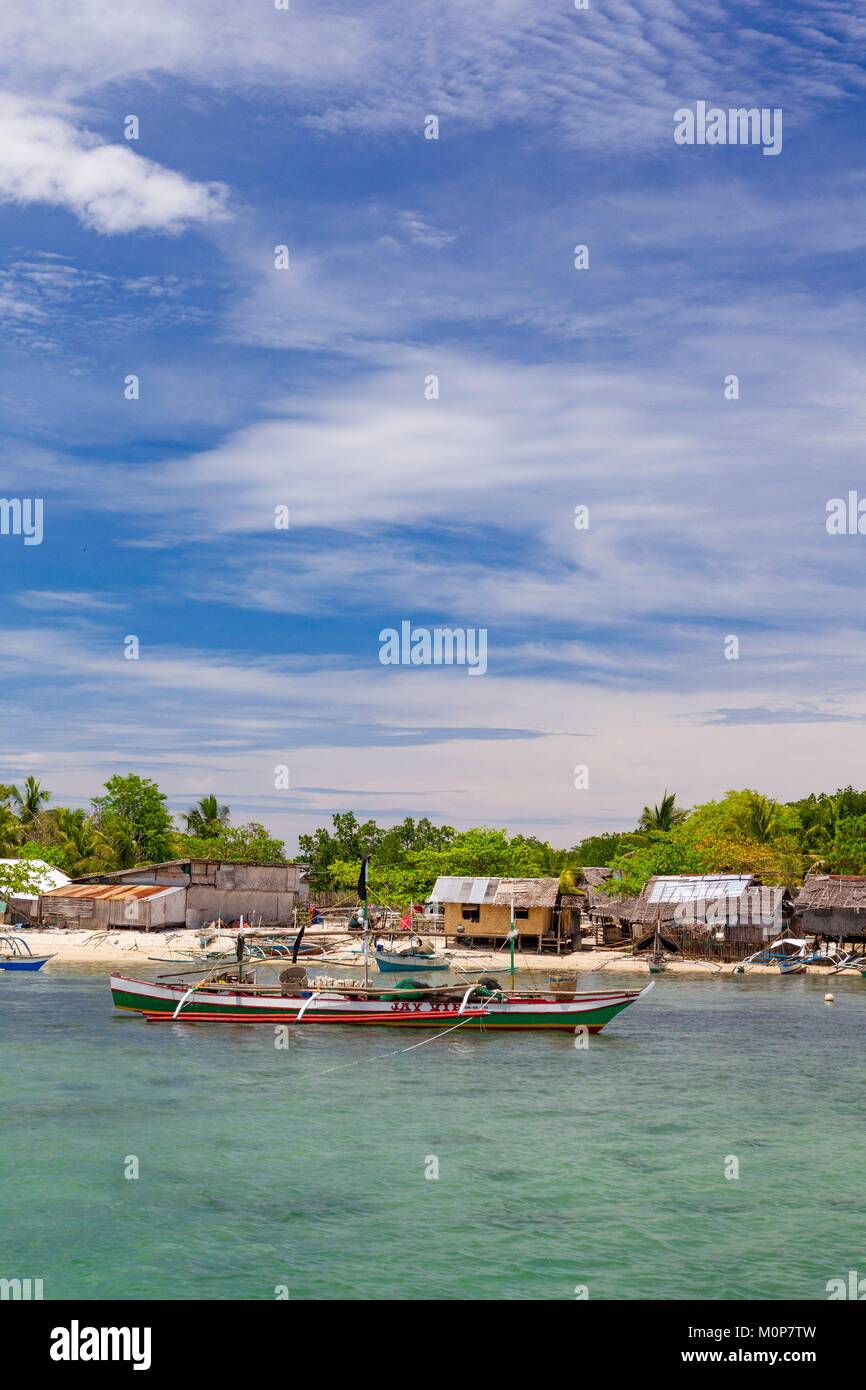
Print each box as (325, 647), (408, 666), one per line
(2, 776), (863, 907)
(299, 787), (866, 903)
(0, 775), (286, 898)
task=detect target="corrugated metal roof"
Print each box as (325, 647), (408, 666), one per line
(429, 876), (501, 904)
(648, 874), (753, 904)
(429, 876), (561, 909)
(40, 884), (185, 902)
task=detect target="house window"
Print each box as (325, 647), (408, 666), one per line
(514, 908), (529, 919)
(461, 907), (480, 922)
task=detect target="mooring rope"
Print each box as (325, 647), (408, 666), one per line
(314, 1012), (484, 1076)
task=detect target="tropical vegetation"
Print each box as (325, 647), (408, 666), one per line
(298, 788), (866, 904)
(0, 774), (287, 881)
(1, 774), (864, 906)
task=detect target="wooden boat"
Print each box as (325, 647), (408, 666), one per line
(113, 865), (656, 1032)
(735, 937), (823, 975)
(109, 971), (653, 1032)
(0, 935), (55, 971)
(373, 934), (451, 973)
(633, 924), (679, 975)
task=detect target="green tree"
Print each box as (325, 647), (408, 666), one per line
(12, 776), (51, 823)
(822, 814), (866, 874)
(376, 817), (456, 863)
(570, 831), (640, 866)
(0, 859), (43, 902)
(91, 774), (173, 865)
(174, 822), (286, 862)
(54, 807), (118, 876)
(183, 794), (231, 838)
(298, 812), (384, 892)
(17, 841), (73, 873)
(638, 791), (687, 832)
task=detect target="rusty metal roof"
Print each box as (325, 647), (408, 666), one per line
(40, 884), (184, 901)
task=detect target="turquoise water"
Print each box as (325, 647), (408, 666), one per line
(1, 965), (864, 1300)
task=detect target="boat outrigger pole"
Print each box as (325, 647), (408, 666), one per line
(358, 854), (371, 989)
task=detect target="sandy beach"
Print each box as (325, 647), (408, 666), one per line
(4, 926), (835, 977)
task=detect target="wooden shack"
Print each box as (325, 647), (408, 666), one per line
(428, 876), (580, 952)
(793, 874), (866, 945)
(619, 873), (792, 961)
(36, 858), (307, 931)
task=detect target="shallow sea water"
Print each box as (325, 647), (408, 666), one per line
(1, 965), (863, 1300)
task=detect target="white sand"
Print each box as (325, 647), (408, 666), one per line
(3, 926), (828, 977)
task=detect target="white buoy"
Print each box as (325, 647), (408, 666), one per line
(824, 992), (834, 1004)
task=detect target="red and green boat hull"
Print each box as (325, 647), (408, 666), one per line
(110, 974), (651, 1032)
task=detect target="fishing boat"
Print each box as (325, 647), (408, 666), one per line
(112, 859), (654, 1032)
(633, 924), (679, 975)
(734, 937), (825, 975)
(0, 935), (56, 971)
(109, 969), (653, 1031)
(373, 934), (451, 973)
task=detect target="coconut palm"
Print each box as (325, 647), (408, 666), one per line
(742, 792), (779, 844)
(533, 842), (573, 875)
(13, 776), (51, 822)
(183, 794), (231, 839)
(0, 803), (20, 855)
(638, 791), (688, 832)
(55, 807), (116, 877)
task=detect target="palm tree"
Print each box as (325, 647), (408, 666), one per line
(184, 794), (231, 839)
(55, 807), (116, 876)
(639, 791), (688, 832)
(99, 814), (143, 869)
(13, 776), (51, 822)
(534, 842), (572, 875)
(802, 793), (842, 853)
(0, 803), (20, 855)
(742, 792), (778, 844)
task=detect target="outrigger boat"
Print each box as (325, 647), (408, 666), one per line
(0, 935), (56, 972)
(110, 857), (654, 1032)
(633, 924), (679, 975)
(734, 936), (845, 976)
(109, 970), (652, 1031)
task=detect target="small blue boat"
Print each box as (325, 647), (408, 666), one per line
(373, 936), (451, 973)
(374, 952), (451, 973)
(0, 935), (56, 971)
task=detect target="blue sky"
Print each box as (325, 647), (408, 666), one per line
(1, 1), (866, 850)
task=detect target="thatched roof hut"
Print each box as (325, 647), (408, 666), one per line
(622, 874), (791, 932)
(793, 875), (866, 941)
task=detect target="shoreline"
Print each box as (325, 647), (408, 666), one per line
(5, 927), (854, 978)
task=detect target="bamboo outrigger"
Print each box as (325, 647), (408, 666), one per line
(110, 860), (654, 1032)
(109, 967), (653, 1031)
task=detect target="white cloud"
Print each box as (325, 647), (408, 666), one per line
(0, 95), (228, 233)
(0, 3), (861, 150)
(2, 621), (866, 849)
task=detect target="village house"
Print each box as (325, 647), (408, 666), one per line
(427, 876), (582, 953)
(31, 858), (307, 933)
(569, 866), (636, 945)
(792, 874), (866, 946)
(618, 873), (792, 961)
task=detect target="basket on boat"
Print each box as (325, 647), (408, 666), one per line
(548, 971), (578, 995)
